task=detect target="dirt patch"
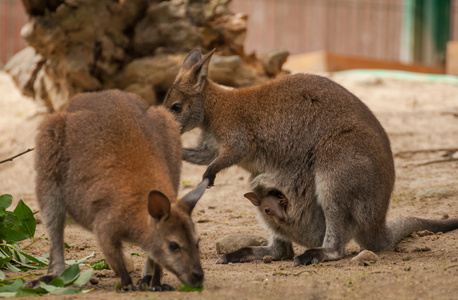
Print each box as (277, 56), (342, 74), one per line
(0, 70), (457, 299)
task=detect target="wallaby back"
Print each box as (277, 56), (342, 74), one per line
(35, 90), (207, 290)
(163, 49), (458, 266)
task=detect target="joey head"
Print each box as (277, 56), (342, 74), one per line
(244, 191), (288, 225)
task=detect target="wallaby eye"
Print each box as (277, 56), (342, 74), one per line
(171, 103), (183, 113)
(169, 241), (181, 252)
(265, 208), (270, 214)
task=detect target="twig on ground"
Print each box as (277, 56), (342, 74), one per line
(0, 148), (35, 165)
(441, 112), (458, 118)
(395, 148), (457, 159)
(413, 157), (458, 167)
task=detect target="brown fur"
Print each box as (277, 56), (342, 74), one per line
(34, 90), (207, 290)
(244, 191), (288, 225)
(163, 49), (458, 266)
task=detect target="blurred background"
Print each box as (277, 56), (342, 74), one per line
(2, 0), (457, 70)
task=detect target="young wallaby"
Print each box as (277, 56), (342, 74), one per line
(163, 49), (458, 266)
(34, 90), (208, 291)
(244, 190), (288, 225)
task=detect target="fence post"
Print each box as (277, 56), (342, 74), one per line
(401, 0), (450, 66)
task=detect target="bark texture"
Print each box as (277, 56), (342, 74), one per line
(7, 0), (289, 111)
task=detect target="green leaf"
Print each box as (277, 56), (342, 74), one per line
(48, 276), (65, 287)
(0, 292), (16, 298)
(73, 268), (93, 286)
(178, 284), (204, 292)
(5, 262), (20, 272)
(49, 287), (82, 295)
(89, 259), (110, 270)
(39, 281), (60, 292)
(0, 195), (12, 211)
(59, 264), (81, 286)
(64, 251), (94, 265)
(16, 287), (47, 296)
(16, 250), (48, 267)
(0, 213), (28, 243)
(0, 278), (23, 293)
(13, 200), (36, 239)
(0, 270), (4, 281)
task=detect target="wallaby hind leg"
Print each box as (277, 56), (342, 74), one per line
(41, 193), (67, 278)
(33, 113), (68, 285)
(292, 214), (353, 266)
(292, 173), (356, 267)
(216, 236), (294, 264)
(28, 191), (67, 287)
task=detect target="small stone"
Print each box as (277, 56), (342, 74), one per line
(350, 250), (380, 266)
(215, 234), (268, 254)
(402, 256), (412, 261)
(416, 230), (434, 237)
(412, 246), (431, 253)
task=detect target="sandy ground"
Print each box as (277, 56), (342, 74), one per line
(0, 69), (457, 299)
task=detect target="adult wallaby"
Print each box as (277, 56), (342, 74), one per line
(163, 49), (458, 266)
(34, 90), (208, 291)
(244, 190), (288, 225)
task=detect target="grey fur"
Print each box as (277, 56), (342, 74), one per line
(163, 49), (458, 266)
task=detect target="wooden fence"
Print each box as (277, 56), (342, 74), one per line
(0, 0), (28, 66)
(231, 0), (458, 63)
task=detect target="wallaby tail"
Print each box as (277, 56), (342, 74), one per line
(358, 217), (458, 252)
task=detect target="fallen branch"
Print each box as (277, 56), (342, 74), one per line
(273, 270), (316, 277)
(441, 112), (458, 118)
(0, 148), (35, 165)
(413, 157), (458, 167)
(395, 148), (457, 159)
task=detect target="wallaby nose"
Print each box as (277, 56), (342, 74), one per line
(192, 270), (204, 283)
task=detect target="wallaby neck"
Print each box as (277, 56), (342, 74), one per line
(201, 79), (236, 127)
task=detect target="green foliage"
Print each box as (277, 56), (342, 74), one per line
(0, 195), (36, 243)
(0, 195), (47, 281)
(0, 194), (94, 297)
(89, 259), (110, 270)
(178, 284), (203, 292)
(0, 265), (94, 297)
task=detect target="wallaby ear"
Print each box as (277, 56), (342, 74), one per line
(181, 178), (209, 214)
(148, 191), (171, 221)
(244, 192), (261, 206)
(182, 49), (202, 70)
(192, 49), (215, 92)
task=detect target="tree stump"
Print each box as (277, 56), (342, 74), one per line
(6, 0), (289, 111)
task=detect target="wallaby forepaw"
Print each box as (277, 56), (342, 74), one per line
(150, 284), (173, 292)
(202, 172), (215, 187)
(116, 283), (136, 292)
(292, 249), (325, 267)
(137, 275), (152, 291)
